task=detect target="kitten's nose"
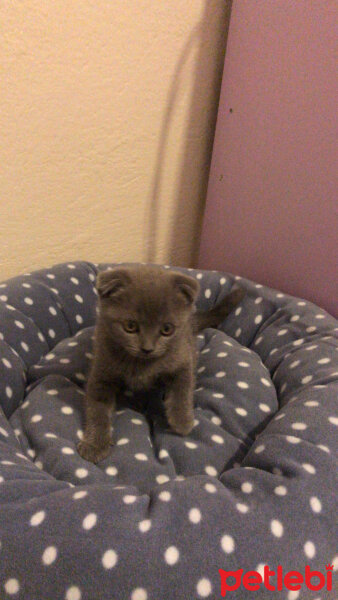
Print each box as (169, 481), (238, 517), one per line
(141, 347), (153, 355)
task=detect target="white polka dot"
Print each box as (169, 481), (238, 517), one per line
(61, 406), (74, 415)
(304, 401), (319, 407)
(241, 482), (253, 494)
(291, 422), (307, 431)
(102, 549), (118, 569)
(5, 386), (13, 398)
(75, 468), (88, 479)
(317, 444), (330, 453)
(221, 534), (235, 553)
(82, 513), (97, 530)
(45, 433), (57, 439)
(73, 490), (88, 500)
(235, 407), (248, 417)
(65, 586), (81, 600)
(164, 545), (179, 565)
(131, 418), (143, 425)
(138, 519), (152, 533)
(24, 297), (33, 305)
(123, 495), (137, 504)
(256, 564), (267, 578)
(42, 545), (58, 565)
(289, 360), (301, 369)
(255, 315), (263, 325)
(201, 348), (210, 354)
(301, 375), (313, 384)
(274, 485), (287, 496)
(4, 579), (20, 595)
(204, 483), (217, 494)
(135, 453), (148, 461)
(286, 435), (301, 444)
(205, 465), (217, 477)
(211, 415), (221, 425)
(0, 427), (8, 437)
(287, 591), (300, 600)
(189, 508), (202, 523)
(62, 447), (75, 455)
(220, 277), (226, 284)
(217, 352), (227, 358)
(204, 289), (211, 298)
(159, 449), (169, 460)
(75, 315), (83, 324)
(71, 277), (79, 285)
(196, 578), (212, 598)
(260, 378), (271, 387)
(328, 416), (338, 426)
(235, 306), (242, 316)
(47, 389), (58, 395)
(270, 519), (284, 538)
(235, 328), (242, 337)
(196, 273), (203, 279)
(75, 372), (85, 381)
(2, 358), (12, 368)
(211, 434), (224, 444)
(156, 474), (170, 484)
(20, 341), (29, 352)
(306, 344), (318, 351)
(30, 511), (46, 526)
(216, 371), (226, 378)
(293, 338), (304, 346)
(255, 336), (263, 345)
(259, 403), (271, 413)
(236, 502), (249, 513)
(106, 466), (118, 476)
(0, 295), (8, 302)
(212, 393), (224, 398)
(197, 366), (205, 373)
(254, 444), (265, 454)
(302, 463), (316, 474)
(238, 361), (249, 368)
(158, 491), (171, 502)
(117, 438), (129, 446)
(304, 541), (316, 558)
(45, 353), (55, 361)
(131, 589), (147, 600)
(318, 357), (331, 364)
(309, 496), (322, 513)
(184, 441), (197, 449)
(237, 381), (249, 389)
(31, 414), (42, 423)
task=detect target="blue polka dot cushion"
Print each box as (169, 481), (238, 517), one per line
(0, 262), (337, 599)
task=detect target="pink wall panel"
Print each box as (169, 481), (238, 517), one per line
(199, 0), (337, 317)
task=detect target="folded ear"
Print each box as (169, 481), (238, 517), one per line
(96, 268), (132, 299)
(170, 271), (200, 305)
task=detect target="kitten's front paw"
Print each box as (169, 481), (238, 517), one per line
(167, 415), (194, 436)
(77, 440), (111, 464)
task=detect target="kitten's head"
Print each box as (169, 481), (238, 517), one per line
(96, 265), (199, 360)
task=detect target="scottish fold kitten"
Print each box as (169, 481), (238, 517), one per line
(77, 265), (244, 463)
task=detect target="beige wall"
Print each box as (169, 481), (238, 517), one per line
(0, 1), (230, 280)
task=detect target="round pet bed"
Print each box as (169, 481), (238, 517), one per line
(0, 261), (336, 599)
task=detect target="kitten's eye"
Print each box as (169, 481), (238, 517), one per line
(123, 320), (139, 333)
(160, 323), (175, 336)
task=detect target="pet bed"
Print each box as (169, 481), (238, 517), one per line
(0, 261), (336, 599)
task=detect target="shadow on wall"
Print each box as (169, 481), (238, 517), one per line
(145, 0), (232, 267)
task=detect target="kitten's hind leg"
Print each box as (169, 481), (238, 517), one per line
(77, 380), (116, 463)
(164, 366), (194, 436)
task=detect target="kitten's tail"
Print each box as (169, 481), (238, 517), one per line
(193, 287), (245, 334)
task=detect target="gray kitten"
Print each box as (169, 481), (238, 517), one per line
(77, 265), (244, 463)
